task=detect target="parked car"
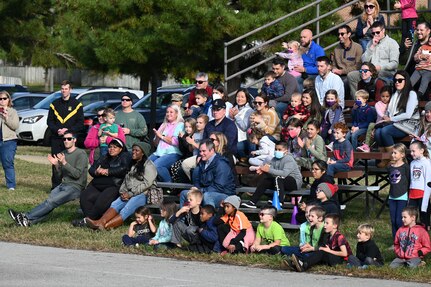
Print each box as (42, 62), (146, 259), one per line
(0, 84), (29, 97)
(16, 88), (144, 146)
(12, 93), (49, 111)
(129, 84), (194, 127)
(83, 100), (122, 127)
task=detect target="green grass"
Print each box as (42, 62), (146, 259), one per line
(1, 156), (430, 283)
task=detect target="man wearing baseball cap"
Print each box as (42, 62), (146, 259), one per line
(203, 99), (238, 154)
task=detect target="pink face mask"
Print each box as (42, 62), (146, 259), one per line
(288, 128), (299, 138)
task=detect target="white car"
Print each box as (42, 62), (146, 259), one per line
(17, 88), (144, 145)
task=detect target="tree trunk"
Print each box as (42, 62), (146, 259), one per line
(43, 67), (50, 92)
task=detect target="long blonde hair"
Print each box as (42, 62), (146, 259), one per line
(210, 132), (227, 154)
(362, 0), (380, 22)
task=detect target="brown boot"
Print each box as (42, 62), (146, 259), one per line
(377, 146), (393, 168)
(104, 215), (123, 230)
(86, 208), (118, 230)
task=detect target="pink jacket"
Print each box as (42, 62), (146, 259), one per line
(374, 101), (387, 123)
(84, 123), (126, 164)
(399, 0), (417, 19)
(394, 224), (431, 259)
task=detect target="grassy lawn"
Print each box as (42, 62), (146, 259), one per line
(1, 151), (430, 283)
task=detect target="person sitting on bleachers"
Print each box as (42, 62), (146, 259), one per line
(411, 37), (431, 100)
(358, 86), (391, 152)
(241, 142), (302, 209)
(248, 129), (275, 170)
(282, 117), (306, 160)
(281, 92), (310, 127)
(414, 101), (431, 154)
(357, 62), (386, 105)
(320, 90), (345, 145)
(331, 25), (362, 98)
(275, 40), (304, 79)
(315, 56), (345, 108)
(296, 120), (327, 170)
(348, 90), (376, 150)
(249, 93), (281, 143)
(327, 122), (353, 177)
(261, 71), (285, 102)
(348, 21), (400, 98)
(301, 89), (324, 129)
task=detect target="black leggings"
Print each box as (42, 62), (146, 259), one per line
(80, 183), (119, 220)
(251, 174), (298, 203)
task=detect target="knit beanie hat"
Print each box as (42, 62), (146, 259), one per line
(223, 195), (241, 209)
(132, 141), (152, 157)
(425, 101), (431, 112)
(317, 183), (338, 199)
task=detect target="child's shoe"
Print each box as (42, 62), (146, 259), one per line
(241, 200), (256, 209)
(357, 144), (370, 152)
(291, 254), (307, 272)
(249, 166), (258, 172)
(325, 142), (334, 151)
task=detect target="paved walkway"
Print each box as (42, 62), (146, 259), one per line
(16, 155), (49, 165)
(0, 242), (428, 287)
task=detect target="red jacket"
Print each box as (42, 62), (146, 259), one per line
(394, 224), (431, 259)
(186, 86), (213, 107)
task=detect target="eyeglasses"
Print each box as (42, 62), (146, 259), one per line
(394, 78), (405, 83)
(253, 101), (264, 105)
(364, 4), (375, 9)
(121, 98), (132, 102)
(196, 80), (206, 84)
(371, 31), (381, 36)
(359, 69), (369, 73)
(259, 213), (270, 216)
(63, 137), (74, 141)
(0, 97), (9, 100)
(338, 32), (345, 36)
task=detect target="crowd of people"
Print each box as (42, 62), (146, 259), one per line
(2, 1), (431, 271)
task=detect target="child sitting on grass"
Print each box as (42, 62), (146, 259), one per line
(282, 205), (325, 258)
(149, 200), (177, 250)
(347, 223), (384, 268)
(327, 122), (353, 177)
(289, 213), (352, 272)
(390, 206), (431, 268)
(251, 206), (290, 255)
(170, 187), (203, 248)
(216, 195), (255, 254)
(188, 205), (218, 253)
(122, 206), (156, 246)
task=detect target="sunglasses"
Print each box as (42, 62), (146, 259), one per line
(359, 69), (370, 73)
(121, 98), (132, 102)
(338, 32), (346, 36)
(0, 97), (9, 100)
(97, 113), (105, 117)
(63, 137), (75, 141)
(253, 101), (264, 105)
(394, 78), (405, 83)
(364, 4), (375, 9)
(371, 31), (381, 36)
(196, 80), (206, 84)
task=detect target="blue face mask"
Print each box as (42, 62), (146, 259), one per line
(274, 151), (285, 159)
(355, 100), (362, 106)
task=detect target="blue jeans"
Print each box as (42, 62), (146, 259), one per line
(275, 102), (289, 120)
(26, 183), (81, 224)
(281, 246), (301, 256)
(110, 193), (147, 220)
(180, 189), (228, 208)
(149, 153), (181, 182)
(374, 124), (407, 147)
(327, 163), (350, 177)
(237, 140), (256, 159)
(359, 39), (369, 52)
(389, 199), (407, 239)
(0, 139), (17, 188)
(348, 128), (367, 149)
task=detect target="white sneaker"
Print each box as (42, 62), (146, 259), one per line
(249, 166), (258, 171)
